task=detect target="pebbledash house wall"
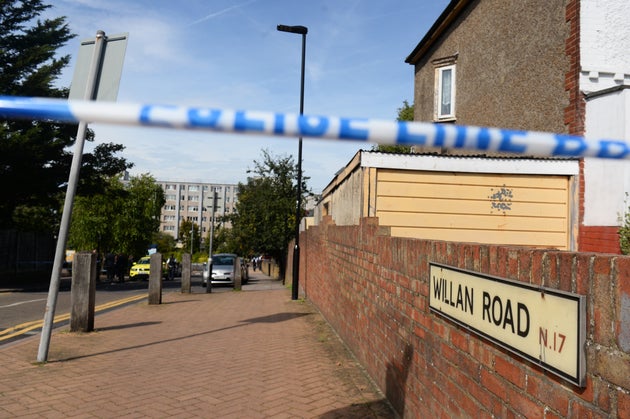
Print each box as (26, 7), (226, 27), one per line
(296, 217), (630, 418)
(406, 0), (630, 254)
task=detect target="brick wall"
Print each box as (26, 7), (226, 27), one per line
(564, 0), (585, 137)
(580, 226), (622, 254)
(299, 217), (630, 418)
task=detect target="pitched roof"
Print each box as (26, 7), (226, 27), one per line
(405, 0), (473, 65)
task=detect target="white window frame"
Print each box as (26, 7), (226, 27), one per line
(436, 64), (456, 120)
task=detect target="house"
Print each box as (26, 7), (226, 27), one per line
(403, 0), (630, 253)
(315, 150), (578, 250)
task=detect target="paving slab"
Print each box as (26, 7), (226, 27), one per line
(0, 272), (394, 418)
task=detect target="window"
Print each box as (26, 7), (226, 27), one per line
(188, 185), (199, 192)
(436, 63), (456, 120)
(165, 194), (176, 201)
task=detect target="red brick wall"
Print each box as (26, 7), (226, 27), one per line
(564, 0), (584, 137)
(299, 217), (630, 418)
(580, 226), (622, 254)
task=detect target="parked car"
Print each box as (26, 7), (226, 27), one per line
(129, 256), (151, 280)
(202, 253), (248, 286)
(129, 256), (168, 280)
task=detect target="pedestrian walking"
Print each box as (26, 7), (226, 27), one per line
(167, 255), (177, 280)
(105, 253), (115, 282)
(115, 254), (126, 283)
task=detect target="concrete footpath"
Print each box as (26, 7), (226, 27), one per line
(0, 271), (394, 418)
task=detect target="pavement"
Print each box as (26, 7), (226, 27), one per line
(0, 270), (395, 418)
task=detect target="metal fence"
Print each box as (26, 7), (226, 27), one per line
(0, 230), (56, 277)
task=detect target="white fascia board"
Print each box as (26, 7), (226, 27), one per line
(360, 153), (579, 176)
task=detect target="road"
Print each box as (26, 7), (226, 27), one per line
(0, 275), (222, 345)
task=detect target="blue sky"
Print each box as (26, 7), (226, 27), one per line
(45, 0), (450, 192)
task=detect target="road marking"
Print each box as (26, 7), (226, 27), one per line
(0, 298), (47, 308)
(0, 294), (147, 342)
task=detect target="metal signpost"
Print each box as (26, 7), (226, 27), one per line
(37, 31), (128, 363)
(206, 191), (217, 293)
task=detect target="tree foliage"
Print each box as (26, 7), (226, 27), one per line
(179, 219), (201, 255)
(396, 99), (415, 122)
(68, 174), (165, 258)
(619, 195), (630, 255)
(152, 232), (177, 256)
(372, 100), (415, 154)
(0, 0), (132, 233)
(227, 149), (309, 276)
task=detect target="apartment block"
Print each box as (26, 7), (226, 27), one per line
(157, 180), (239, 240)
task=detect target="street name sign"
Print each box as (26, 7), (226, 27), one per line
(429, 263), (586, 387)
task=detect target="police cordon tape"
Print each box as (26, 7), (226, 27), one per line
(2, 95), (630, 159)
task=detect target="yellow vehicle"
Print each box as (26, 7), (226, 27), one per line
(129, 256), (170, 280)
(129, 256), (151, 280)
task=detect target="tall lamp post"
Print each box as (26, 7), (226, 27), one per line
(277, 24), (307, 301)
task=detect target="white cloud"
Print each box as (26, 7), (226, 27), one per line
(188, 0), (259, 27)
(41, 0), (450, 191)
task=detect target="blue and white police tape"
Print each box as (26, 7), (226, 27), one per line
(1, 95), (630, 159)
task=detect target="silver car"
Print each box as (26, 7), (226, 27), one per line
(203, 253), (237, 286)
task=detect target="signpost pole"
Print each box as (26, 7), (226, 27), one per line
(206, 192), (217, 293)
(37, 31), (107, 362)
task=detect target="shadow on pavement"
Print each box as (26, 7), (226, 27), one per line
(319, 398), (395, 418)
(96, 321), (162, 331)
(48, 311), (310, 363)
(241, 312), (311, 324)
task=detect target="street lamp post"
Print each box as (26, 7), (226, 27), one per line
(277, 24), (307, 301)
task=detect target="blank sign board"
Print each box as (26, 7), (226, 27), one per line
(69, 33), (128, 101)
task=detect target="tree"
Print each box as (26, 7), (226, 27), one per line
(619, 194), (630, 255)
(0, 1), (132, 233)
(115, 174), (165, 257)
(68, 185), (114, 253)
(213, 225), (231, 254)
(372, 100), (415, 154)
(152, 232), (177, 256)
(228, 149), (309, 277)
(396, 100), (415, 122)
(179, 219), (201, 256)
(68, 174), (165, 258)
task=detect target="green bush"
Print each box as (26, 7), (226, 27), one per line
(619, 196), (630, 255)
